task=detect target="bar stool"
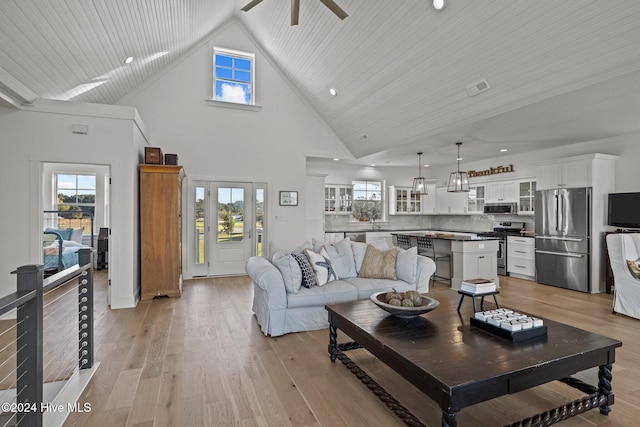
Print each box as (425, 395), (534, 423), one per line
(395, 234), (412, 250)
(416, 236), (452, 287)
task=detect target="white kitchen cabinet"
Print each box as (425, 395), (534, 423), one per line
(451, 239), (499, 290)
(389, 186), (421, 214)
(324, 184), (353, 213)
(535, 158), (592, 190)
(507, 236), (535, 280)
(467, 184), (485, 213)
(436, 187), (468, 214)
(485, 181), (519, 203)
(518, 180), (536, 214)
(422, 183), (437, 214)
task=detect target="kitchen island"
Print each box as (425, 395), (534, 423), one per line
(391, 232), (500, 290)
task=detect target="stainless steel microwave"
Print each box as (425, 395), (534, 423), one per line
(483, 203), (517, 214)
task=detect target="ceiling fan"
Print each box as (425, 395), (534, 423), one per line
(241, 0), (348, 26)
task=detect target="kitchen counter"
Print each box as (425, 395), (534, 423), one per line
(391, 232), (500, 241)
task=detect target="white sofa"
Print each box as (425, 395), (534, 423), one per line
(246, 239), (436, 337)
(606, 233), (640, 320)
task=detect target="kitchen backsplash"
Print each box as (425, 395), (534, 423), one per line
(325, 213), (533, 233)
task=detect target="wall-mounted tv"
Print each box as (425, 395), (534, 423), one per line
(608, 192), (640, 229)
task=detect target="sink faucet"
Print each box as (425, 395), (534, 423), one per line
(370, 217), (381, 230)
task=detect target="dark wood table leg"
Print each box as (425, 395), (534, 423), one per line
(442, 410), (457, 427)
(480, 295), (485, 311)
(472, 296), (477, 313)
(492, 294), (500, 308)
(329, 324), (338, 362)
(456, 294), (464, 312)
(598, 363), (613, 415)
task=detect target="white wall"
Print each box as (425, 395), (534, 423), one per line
(121, 20), (348, 251)
(0, 101), (145, 308)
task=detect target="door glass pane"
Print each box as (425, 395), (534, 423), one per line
(255, 189), (264, 256)
(195, 186), (205, 264)
(218, 187), (244, 243)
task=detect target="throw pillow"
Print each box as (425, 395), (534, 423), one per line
(70, 227), (84, 244)
(358, 246), (399, 280)
(291, 252), (317, 288)
(396, 246), (418, 284)
(352, 240), (391, 274)
(272, 251), (303, 294)
(304, 248), (338, 286)
(323, 238), (357, 278)
(627, 258), (640, 280)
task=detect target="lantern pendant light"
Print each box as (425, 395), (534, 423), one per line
(447, 142), (470, 192)
(411, 152), (428, 196)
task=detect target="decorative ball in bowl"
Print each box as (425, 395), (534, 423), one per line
(370, 290), (440, 318)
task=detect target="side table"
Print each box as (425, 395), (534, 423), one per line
(457, 290), (500, 313)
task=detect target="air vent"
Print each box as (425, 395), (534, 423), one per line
(72, 124), (89, 135)
(465, 79), (491, 97)
(359, 133), (369, 141)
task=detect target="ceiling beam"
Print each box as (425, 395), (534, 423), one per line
(0, 66), (40, 106)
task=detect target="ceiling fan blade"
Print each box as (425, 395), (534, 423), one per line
(318, 0), (348, 20)
(291, 0), (300, 25)
(241, 0), (264, 12)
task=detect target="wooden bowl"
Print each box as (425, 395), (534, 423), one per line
(370, 292), (440, 318)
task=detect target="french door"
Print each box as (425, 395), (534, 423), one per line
(189, 180), (266, 277)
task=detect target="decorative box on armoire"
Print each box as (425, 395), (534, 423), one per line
(139, 164), (185, 300)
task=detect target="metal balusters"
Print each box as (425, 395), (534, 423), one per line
(77, 248), (93, 370)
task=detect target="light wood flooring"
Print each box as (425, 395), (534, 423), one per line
(62, 271), (640, 427)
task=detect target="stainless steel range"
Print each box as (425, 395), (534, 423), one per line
(477, 221), (525, 276)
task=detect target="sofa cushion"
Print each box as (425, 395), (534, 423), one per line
(291, 252), (317, 288)
(396, 246), (418, 284)
(304, 248), (338, 286)
(323, 238), (357, 279)
(341, 277), (415, 300)
(287, 280), (358, 308)
(272, 251), (303, 294)
(359, 246), (399, 280)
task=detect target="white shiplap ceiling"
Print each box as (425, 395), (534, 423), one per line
(1, 0), (640, 167)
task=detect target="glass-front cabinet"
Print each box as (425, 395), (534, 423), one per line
(324, 185), (352, 213)
(389, 186), (421, 214)
(518, 180), (536, 214)
(467, 184), (485, 213)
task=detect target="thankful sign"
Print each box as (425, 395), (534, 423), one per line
(468, 164), (515, 178)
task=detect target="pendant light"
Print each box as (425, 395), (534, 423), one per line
(447, 142), (470, 192)
(411, 152), (428, 196)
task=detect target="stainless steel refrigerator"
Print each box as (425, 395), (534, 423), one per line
(535, 187), (591, 292)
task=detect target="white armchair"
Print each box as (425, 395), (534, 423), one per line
(606, 233), (640, 320)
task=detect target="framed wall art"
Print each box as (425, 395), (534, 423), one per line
(279, 191), (298, 206)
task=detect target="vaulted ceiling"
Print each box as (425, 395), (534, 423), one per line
(2, 0), (640, 167)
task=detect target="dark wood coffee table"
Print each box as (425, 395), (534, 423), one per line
(326, 299), (622, 426)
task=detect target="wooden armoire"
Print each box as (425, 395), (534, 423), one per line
(139, 164), (185, 300)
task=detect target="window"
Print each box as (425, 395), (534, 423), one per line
(214, 47), (254, 105)
(352, 180), (382, 221)
(55, 173), (96, 231)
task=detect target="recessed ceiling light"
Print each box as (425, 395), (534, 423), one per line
(124, 56), (134, 64)
(500, 148), (508, 152)
(333, 158), (340, 161)
(370, 164), (376, 167)
(433, 0), (446, 11)
(424, 164), (430, 167)
(329, 88), (337, 96)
